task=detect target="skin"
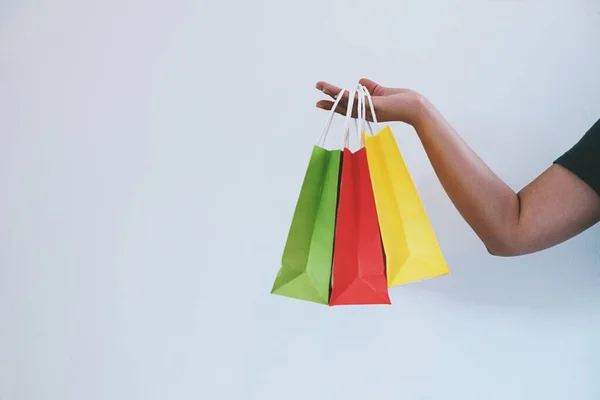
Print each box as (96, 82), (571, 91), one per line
(316, 78), (600, 256)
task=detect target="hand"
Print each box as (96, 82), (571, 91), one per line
(315, 78), (428, 127)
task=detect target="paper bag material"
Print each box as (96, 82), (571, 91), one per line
(364, 127), (449, 287)
(329, 148), (391, 306)
(271, 146), (341, 304)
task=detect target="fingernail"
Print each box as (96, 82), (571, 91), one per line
(315, 83), (323, 90)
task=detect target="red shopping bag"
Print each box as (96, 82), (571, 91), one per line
(329, 147), (391, 306)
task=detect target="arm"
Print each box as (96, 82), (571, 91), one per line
(316, 79), (600, 256)
(412, 98), (600, 256)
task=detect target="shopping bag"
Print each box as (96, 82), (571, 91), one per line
(329, 90), (391, 306)
(271, 89), (346, 305)
(360, 85), (449, 287)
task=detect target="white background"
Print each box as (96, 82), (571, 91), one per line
(1, 0), (600, 399)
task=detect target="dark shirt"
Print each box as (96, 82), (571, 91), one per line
(554, 118), (600, 196)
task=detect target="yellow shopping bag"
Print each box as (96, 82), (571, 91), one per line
(358, 85), (449, 287)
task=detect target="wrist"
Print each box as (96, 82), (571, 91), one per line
(410, 92), (435, 131)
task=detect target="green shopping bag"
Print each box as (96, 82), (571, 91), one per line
(271, 89), (347, 304)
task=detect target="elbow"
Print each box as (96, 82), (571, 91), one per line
(485, 243), (517, 257)
(483, 236), (526, 257)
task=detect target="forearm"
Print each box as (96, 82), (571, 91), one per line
(411, 97), (520, 254)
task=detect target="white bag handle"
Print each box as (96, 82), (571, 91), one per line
(343, 90), (357, 149)
(357, 84), (363, 132)
(362, 84), (379, 124)
(358, 84), (380, 137)
(316, 86), (374, 149)
(317, 88), (346, 147)
(357, 84), (367, 145)
(343, 87), (371, 150)
(357, 85), (370, 147)
(353, 84), (369, 147)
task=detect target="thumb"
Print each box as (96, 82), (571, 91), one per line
(358, 78), (385, 96)
(359, 78), (405, 96)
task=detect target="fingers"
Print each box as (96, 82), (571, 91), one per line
(316, 80), (382, 113)
(317, 79), (392, 98)
(316, 100), (364, 119)
(316, 100), (354, 118)
(316, 81), (349, 101)
(316, 100), (334, 111)
(315, 81), (360, 113)
(315, 81), (383, 121)
(315, 82), (352, 117)
(316, 99), (376, 121)
(315, 81), (341, 94)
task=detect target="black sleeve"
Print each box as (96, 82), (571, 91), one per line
(554, 118), (600, 196)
